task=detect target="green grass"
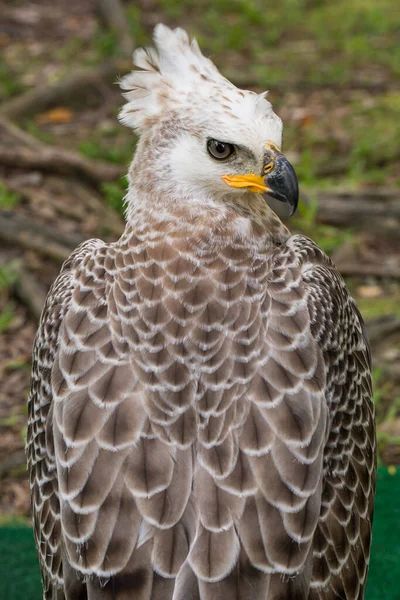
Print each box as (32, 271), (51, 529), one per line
(0, 302), (15, 333)
(127, 6), (148, 48)
(348, 92), (400, 174)
(0, 412), (20, 428)
(91, 5), (148, 61)
(0, 263), (19, 291)
(101, 181), (127, 216)
(3, 358), (31, 373)
(357, 296), (400, 320)
(93, 27), (120, 60)
(373, 367), (396, 420)
(151, 0), (400, 85)
(78, 120), (135, 166)
(24, 121), (54, 145)
(0, 263), (19, 333)
(0, 63), (24, 101)
(0, 184), (21, 210)
(282, 90), (400, 188)
(79, 137), (133, 165)
(53, 37), (87, 62)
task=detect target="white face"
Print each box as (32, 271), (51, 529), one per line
(164, 106), (283, 203)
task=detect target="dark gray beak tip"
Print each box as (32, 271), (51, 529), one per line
(263, 155), (299, 217)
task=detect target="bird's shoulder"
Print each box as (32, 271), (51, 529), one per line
(285, 234), (369, 354)
(32, 238), (108, 357)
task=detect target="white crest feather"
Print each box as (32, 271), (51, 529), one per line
(119, 24), (270, 133)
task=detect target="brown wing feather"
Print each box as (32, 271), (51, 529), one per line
(27, 239), (105, 599)
(288, 235), (376, 600)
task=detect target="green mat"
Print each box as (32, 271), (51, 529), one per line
(1, 468), (399, 599)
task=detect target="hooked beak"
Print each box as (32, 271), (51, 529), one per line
(262, 142), (299, 216)
(221, 141), (299, 216)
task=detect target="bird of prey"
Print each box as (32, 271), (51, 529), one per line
(27, 24), (376, 600)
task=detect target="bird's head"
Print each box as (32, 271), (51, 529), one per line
(120, 25), (298, 217)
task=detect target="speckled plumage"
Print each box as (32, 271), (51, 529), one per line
(27, 25), (375, 600)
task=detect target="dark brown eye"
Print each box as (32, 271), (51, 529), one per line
(207, 139), (235, 160)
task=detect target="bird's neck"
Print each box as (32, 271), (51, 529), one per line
(124, 186), (291, 251)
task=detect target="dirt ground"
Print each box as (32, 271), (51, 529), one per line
(0, 0), (399, 520)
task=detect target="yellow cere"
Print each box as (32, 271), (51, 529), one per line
(265, 141), (281, 153)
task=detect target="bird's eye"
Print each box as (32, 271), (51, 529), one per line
(207, 139), (235, 160)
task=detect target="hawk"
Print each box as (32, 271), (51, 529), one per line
(27, 25), (376, 600)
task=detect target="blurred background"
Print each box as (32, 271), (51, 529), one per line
(0, 0), (399, 597)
